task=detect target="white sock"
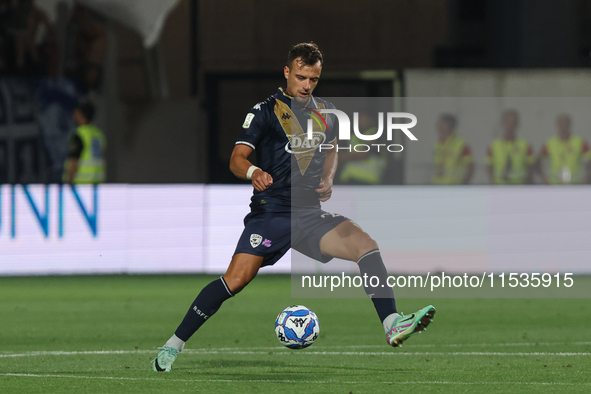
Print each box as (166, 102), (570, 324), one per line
(382, 313), (400, 333)
(165, 334), (185, 352)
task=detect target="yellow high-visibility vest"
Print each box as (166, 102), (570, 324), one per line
(432, 133), (472, 185)
(541, 135), (591, 184)
(65, 124), (106, 184)
(486, 138), (534, 184)
(339, 127), (387, 185)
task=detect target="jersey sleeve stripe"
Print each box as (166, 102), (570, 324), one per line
(236, 141), (256, 150)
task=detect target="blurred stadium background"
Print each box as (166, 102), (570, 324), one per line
(1, 0), (591, 276)
(2, 2), (591, 392)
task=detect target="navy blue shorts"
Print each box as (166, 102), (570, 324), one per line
(233, 207), (349, 267)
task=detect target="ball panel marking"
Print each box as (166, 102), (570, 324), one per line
(274, 305), (319, 349)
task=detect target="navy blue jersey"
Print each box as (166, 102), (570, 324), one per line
(236, 88), (337, 210)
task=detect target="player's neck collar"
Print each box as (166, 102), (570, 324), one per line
(277, 87), (317, 108)
(279, 87), (293, 99)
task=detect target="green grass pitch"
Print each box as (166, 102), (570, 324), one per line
(0, 274), (590, 393)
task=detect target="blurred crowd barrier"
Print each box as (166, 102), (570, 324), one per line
(1, 184), (589, 276)
(0, 76), (82, 184)
(0, 77), (82, 184)
(403, 70), (591, 185)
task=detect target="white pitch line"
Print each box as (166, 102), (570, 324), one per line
(0, 349), (590, 358)
(186, 350), (590, 356)
(285, 341), (591, 349)
(1, 341), (589, 358)
(0, 373), (334, 384)
(0, 373), (589, 387)
(302, 351), (591, 356)
(0, 350), (154, 358)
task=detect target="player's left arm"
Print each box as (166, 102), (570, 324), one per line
(316, 143), (337, 201)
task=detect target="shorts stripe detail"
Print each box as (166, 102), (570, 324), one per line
(236, 141), (256, 150)
(220, 276), (234, 297)
(357, 249), (380, 264)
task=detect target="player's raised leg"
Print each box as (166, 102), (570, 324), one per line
(319, 220), (435, 347)
(151, 253), (263, 372)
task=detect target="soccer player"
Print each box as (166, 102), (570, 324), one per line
(486, 110), (535, 185)
(152, 42), (436, 372)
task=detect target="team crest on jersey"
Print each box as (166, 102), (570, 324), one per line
(250, 234), (263, 248)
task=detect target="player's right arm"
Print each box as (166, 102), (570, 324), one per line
(229, 144), (273, 192)
(233, 100), (274, 191)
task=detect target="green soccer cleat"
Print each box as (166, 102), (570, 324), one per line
(151, 346), (179, 372)
(386, 305), (436, 347)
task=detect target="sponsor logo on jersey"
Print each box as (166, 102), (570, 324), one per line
(281, 113), (292, 120)
(242, 113), (255, 128)
(250, 234), (263, 248)
(285, 131), (326, 154)
(274, 100), (328, 175)
(262, 239), (272, 247)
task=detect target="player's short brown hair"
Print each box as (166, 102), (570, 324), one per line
(287, 42), (323, 68)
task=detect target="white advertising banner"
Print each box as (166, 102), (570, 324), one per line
(0, 184), (205, 275)
(1, 184), (590, 276)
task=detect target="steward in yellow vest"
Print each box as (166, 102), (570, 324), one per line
(486, 110), (534, 184)
(538, 114), (591, 185)
(432, 114), (474, 185)
(63, 102), (106, 184)
(338, 117), (387, 185)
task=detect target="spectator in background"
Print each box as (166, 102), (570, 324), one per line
(0, 34), (7, 73)
(0, 142), (6, 183)
(486, 110), (535, 184)
(537, 114), (591, 185)
(2, 0), (57, 75)
(64, 5), (107, 92)
(432, 114), (474, 185)
(0, 0), (10, 73)
(337, 111), (387, 185)
(63, 101), (106, 184)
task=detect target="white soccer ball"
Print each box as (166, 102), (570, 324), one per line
(274, 305), (320, 349)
